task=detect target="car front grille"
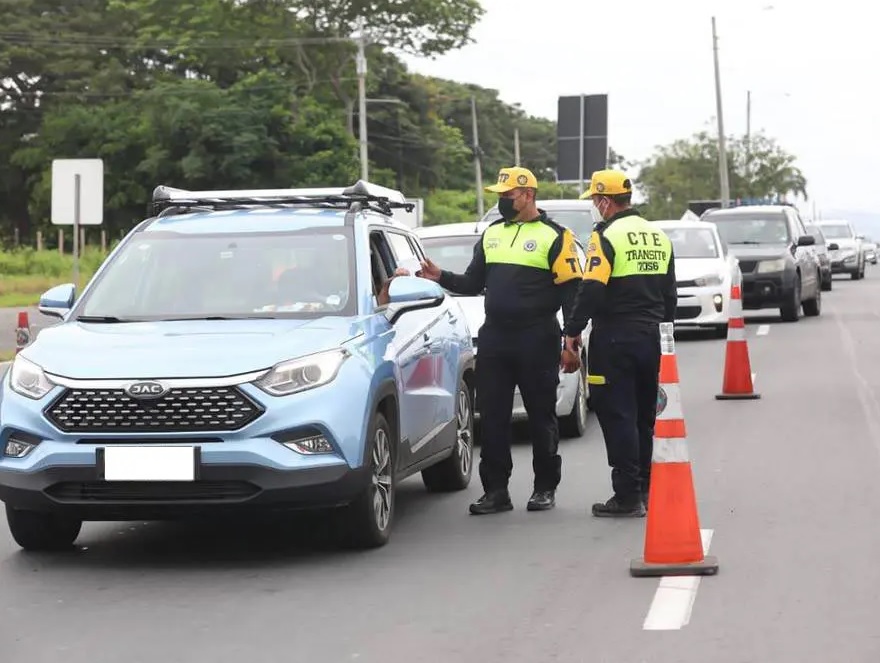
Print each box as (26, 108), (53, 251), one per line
(45, 480), (259, 502)
(45, 386), (264, 434)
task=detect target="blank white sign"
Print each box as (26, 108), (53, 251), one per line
(51, 158), (104, 226)
(103, 446), (196, 482)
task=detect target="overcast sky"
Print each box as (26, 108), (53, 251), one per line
(401, 0), (880, 221)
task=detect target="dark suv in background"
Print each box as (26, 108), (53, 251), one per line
(701, 205), (822, 322)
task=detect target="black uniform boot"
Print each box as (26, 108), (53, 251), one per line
(527, 490), (556, 511)
(469, 490), (514, 515)
(591, 495), (646, 518)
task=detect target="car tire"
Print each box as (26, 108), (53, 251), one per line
(802, 276), (821, 317)
(422, 377), (474, 493)
(780, 277), (801, 322)
(821, 273), (833, 291)
(559, 361), (589, 439)
(5, 506), (82, 552)
(340, 411), (395, 549)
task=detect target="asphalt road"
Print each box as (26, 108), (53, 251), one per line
(2, 271), (880, 662)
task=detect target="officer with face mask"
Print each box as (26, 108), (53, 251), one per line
(418, 166), (584, 515)
(562, 170), (677, 518)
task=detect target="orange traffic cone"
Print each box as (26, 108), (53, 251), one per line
(631, 323), (719, 577)
(14, 311), (30, 355)
(715, 279), (760, 400)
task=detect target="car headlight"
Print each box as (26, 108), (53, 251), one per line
(757, 259), (785, 273)
(254, 349), (349, 396)
(694, 273), (723, 287)
(9, 356), (56, 400)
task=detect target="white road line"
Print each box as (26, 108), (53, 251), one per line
(642, 529), (714, 631)
(756, 324), (770, 336)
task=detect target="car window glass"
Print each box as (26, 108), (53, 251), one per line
(420, 236), (480, 274)
(664, 228), (719, 258)
(79, 229), (355, 319)
(706, 213), (790, 245)
(818, 224), (852, 239)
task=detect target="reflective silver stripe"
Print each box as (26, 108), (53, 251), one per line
(653, 437), (690, 463)
(45, 370), (269, 390)
(729, 296), (743, 317)
(726, 326), (747, 342)
(657, 382), (683, 421)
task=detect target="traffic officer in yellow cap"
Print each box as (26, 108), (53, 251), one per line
(418, 166), (584, 515)
(562, 169), (677, 517)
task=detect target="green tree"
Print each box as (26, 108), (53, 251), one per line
(637, 129), (807, 219)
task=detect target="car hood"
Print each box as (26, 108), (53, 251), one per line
(20, 318), (365, 379)
(829, 238), (859, 251)
(726, 244), (788, 260)
(674, 258), (727, 281)
(452, 294), (564, 339)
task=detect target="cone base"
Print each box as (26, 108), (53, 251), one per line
(715, 392), (761, 400)
(630, 555), (719, 577)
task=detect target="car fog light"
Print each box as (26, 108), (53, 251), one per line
(283, 435), (333, 455)
(4, 438), (36, 458)
(713, 294), (723, 312)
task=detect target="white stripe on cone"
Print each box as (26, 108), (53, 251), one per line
(653, 437), (690, 463)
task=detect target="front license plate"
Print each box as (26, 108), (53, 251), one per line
(101, 446), (197, 482)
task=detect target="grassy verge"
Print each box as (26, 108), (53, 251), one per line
(0, 248), (104, 309)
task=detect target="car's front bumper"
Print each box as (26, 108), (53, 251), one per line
(0, 359), (382, 519)
(829, 252), (859, 273)
(740, 270), (793, 308)
(673, 286), (728, 327)
(0, 457), (370, 520)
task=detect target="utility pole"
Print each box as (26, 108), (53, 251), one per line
(514, 127), (521, 166)
(355, 19), (369, 181)
(712, 16), (731, 208)
(745, 89), (752, 192)
(471, 96), (484, 218)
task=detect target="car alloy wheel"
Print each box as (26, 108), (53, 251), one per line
(371, 427), (393, 532)
(456, 387), (473, 477)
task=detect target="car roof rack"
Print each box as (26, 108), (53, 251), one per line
(149, 180), (415, 218)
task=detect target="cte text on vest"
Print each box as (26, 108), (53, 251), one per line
(624, 231), (668, 273)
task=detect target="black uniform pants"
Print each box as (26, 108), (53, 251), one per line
(475, 319), (562, 493)
(587, 324), (661, 503)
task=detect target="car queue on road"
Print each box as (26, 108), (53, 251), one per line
(0, 177), (873, 555)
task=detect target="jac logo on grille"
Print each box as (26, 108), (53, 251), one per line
(125, 381), (168, 399)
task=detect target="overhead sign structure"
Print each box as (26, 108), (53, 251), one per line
(556, 94), (609, 192)
(51, 158), (104, 286)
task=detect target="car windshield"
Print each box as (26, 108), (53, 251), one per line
(818, 224), (852, 239)
(76, 228), (355, 320)
(420, 235), (480, 275)
(706, 212), (790, 245)
(664, 228), (719, 258)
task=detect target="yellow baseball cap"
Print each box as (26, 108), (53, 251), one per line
(580, 169), (633, 199)
(485, 166), (539, 193)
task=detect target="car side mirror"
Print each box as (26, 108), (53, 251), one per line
(797, 235), (815, 247)
(383, 276), (445, 324)
(827, 242), (839, 251)
(38, 283), (76, 319)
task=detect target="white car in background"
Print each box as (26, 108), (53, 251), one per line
(415, 222), (591, 438)
(816, 219), (866, 279)
(654, 219), (742, 338)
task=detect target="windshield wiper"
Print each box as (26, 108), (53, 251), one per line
(733, 240), (767, 245)
(75, 315), (139, 323)
(156, 315), (280, 321)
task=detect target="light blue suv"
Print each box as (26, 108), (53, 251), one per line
(0, 181), (476, 551)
